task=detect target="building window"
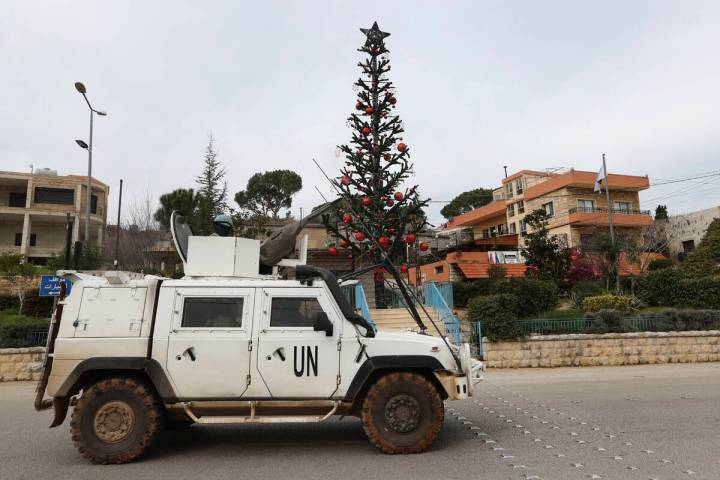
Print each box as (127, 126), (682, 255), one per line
(507, 204), (515, 217)
(434, 265), (444, 274)
(270, 297), (323, 328)
(34, 187), (74, 205)
(498, 224), (506, 235)
(542, 201), (554, 216)
(490, 226), (497, 237)
(14, 233), (22, 246)
(519, 219), (527, 234)
(614, 201), (630, 213)
(505, 183), (514, 199)
(91, 195), (98, 214)
(509, 222), (516, 234)
(515, 178), (523, 194)
(578, 199), (595, 212)
(182, 297), (244, 328)
(30, 234), (36, 247)
(682, 239), (695, 253)
(9, 192), (26, 208)
(580, 234), (593, 250)
(517, 200), (525, 214)
(482, 228), (490, 239)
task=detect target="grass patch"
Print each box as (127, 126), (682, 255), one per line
(0, 310), (49, 326)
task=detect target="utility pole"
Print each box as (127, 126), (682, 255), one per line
(602, 153), (619, 292)
(503, 165), (508, 178)
(114, 179), (123, 270)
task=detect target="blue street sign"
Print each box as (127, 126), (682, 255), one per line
(39, 275), (72, 297)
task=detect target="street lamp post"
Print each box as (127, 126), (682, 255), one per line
(74, 82), (106, 243)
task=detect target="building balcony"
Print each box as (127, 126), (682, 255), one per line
(567, 207), (653, 227)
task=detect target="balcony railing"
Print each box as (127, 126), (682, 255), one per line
(569, 207), (651, 216)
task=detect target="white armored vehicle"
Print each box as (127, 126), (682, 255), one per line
(34, 213), (483, 464)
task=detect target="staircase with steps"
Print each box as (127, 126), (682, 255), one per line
(369, 307), (442, 336)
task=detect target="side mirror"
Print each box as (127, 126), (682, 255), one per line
(313, 312), (334, 337)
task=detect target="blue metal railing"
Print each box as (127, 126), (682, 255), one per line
(354, 282), (376, 331)
(424, 282), (461, 344)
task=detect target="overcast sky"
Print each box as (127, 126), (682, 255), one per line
(2, 0), (719, 226)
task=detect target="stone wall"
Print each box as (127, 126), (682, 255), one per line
(484, 330), (720, 368)
(0, 347), (44, 381)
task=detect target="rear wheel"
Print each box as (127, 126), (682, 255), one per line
(361, 372), (444, 454)
(70, 377), (163, 464)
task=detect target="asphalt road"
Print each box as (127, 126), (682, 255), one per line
(1, 363), (719, 480)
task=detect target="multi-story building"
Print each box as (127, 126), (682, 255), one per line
(665, 205), (720, 258)
(411, 168), (653, 283)
(0, 169), (109, 263)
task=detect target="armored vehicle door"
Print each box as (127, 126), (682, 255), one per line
(256, 287), (341, 398)
(166, 287), (255, 398)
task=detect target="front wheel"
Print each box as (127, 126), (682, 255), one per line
(70, 377), (163, 464)
(361, 372), (444, 454)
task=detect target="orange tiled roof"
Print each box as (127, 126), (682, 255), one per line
(446, 201), (506, 228)
(524, 170), (649, 200)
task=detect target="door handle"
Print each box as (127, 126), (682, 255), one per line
(272, 347), (286, 361)
(182, 347), (196, 361)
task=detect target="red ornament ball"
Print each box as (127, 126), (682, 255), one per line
(342, 213), (352, 224)
(419, 242), (429, 252)
(354, 231), (365, 241)
(379, 236), (390, 248)
(355, 101), (363, 111)
(341, 175), (351, 186)
(361, 127), (371, 136)
(405, 233), (416, 244)
(397, 142), (407, 152)
(328, 246), (338, 256)
(401, 263), (408, 273)
(365, 106), (374, 114)
(394, 191), (403, 201)
(389, 96), (397, 105)
(362, 196), (372, 206)
(384, 153), (391, 161)
(386, 199), (395, 207)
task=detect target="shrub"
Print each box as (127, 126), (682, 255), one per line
(487, 264), (507, 280)
(648, 258), (673, 271)
(0, 322), (49, 348)
(452, 280), (493, 308)
(674, 277), (720, 309)
(490, 277), (558, 316)
(582, 294), (632, 312)
(637, 268), (684, 306)
(586, 309), (637, 333)
(570, 280), (605, 308)
(467, 294), (521, 341)
(0, 291), (53, 317)
(645, 309), (720, 331)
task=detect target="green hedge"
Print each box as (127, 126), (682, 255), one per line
(0, 322), (49, 348)
(637, 270), (720, 309)
(570, 280), (605, 308)
(452, 280), (493, 308)
(648, 258), (673, 270)
(489, 277), (558, 316)
(467, 294), (521, 341)
(0, 291), (54, 317)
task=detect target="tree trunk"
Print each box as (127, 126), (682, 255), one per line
(374, 277), (386, 309)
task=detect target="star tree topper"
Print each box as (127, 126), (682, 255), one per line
(360, 21), (390, 48)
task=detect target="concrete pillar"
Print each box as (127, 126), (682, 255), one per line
(20, 213), (31, 256)
(72, 214), (80, 244)
(25, 177), (33, 208)
(97, 224), (103, 248)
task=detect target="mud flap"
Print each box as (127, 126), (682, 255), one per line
(49, 396), (69, 428)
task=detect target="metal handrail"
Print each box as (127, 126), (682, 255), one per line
(424, 282), (461, 344)
(569, 207), (651, 216)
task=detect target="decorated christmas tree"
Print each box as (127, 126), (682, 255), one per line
(323, 22), (429, 309)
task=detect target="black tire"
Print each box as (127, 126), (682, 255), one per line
(361, 372), (444, 454)
(70, 377), (163, 464)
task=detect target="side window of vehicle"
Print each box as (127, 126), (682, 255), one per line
(270, 297), (323, 328)
(181, 297), (244, 328)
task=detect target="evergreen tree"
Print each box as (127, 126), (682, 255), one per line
(440, 188), (494, 220)
(521, 209), (571, 286)
(655, 204), (669, 221)
(195, 135), (228, 218)
(323, 22), (429, 308)
(683, 218), (720, 277)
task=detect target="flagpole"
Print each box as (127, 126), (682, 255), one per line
(602, 153), (619, 292)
